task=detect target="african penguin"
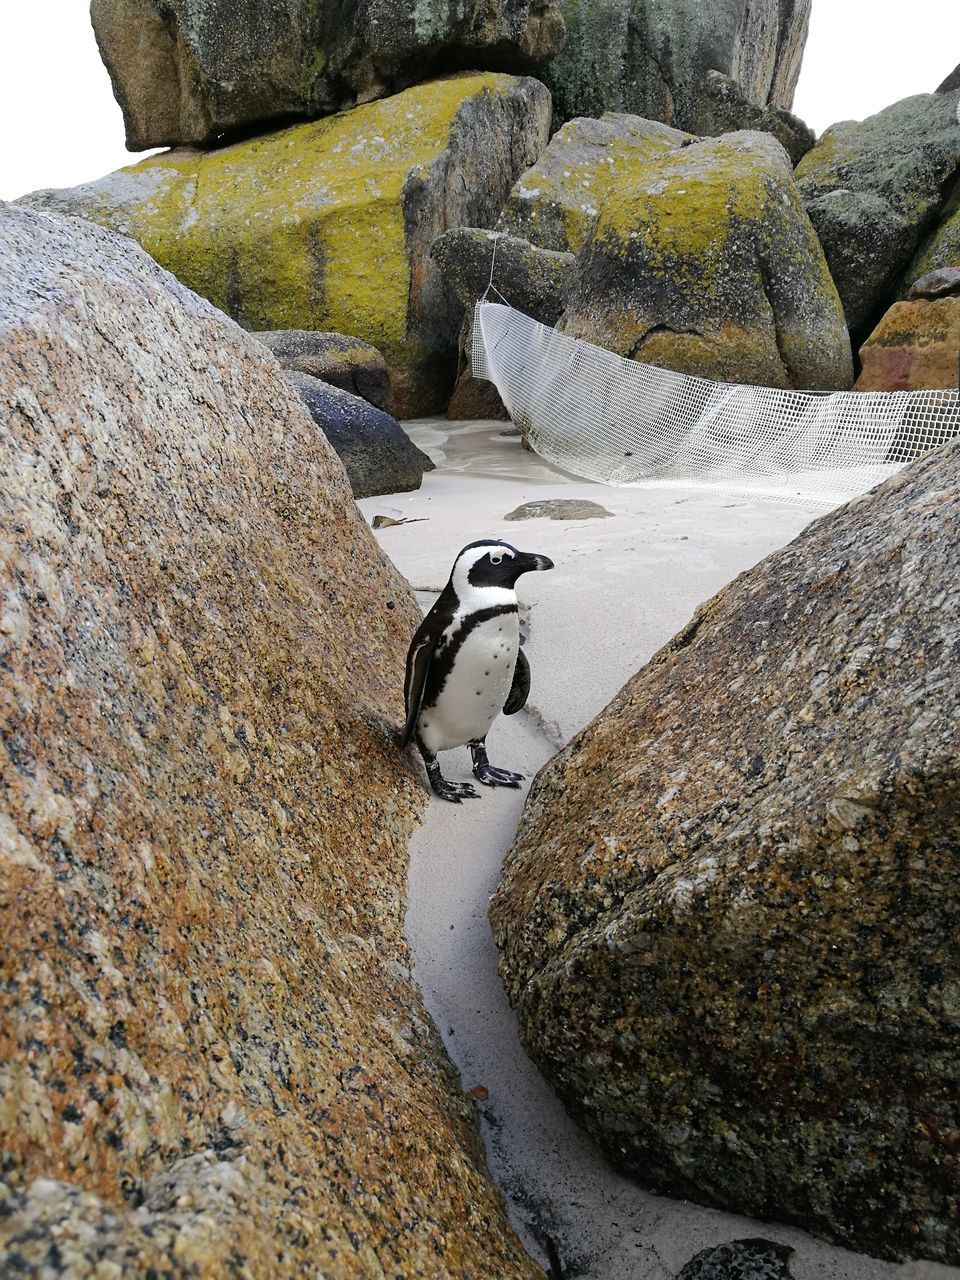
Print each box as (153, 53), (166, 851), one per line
(401, 539), (554, 803)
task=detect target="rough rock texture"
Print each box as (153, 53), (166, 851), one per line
(255, 330), (394, 414)
(285, 369), (435, 498)
(491, 439), (960, 1263)
(902, 201), (960, 300)
(695, 70), (814, 166)
(677, 1239), (795, 1280)
(91, 0), (565, 149)
(498, 113), (692, 254)
(907, 267), (960, 301)
(937, 64), (960, 94)
(431, 228), (575, 418)
(543, 0), (811, 134)
(560, 130), (853, 389)
(22, 73), (552, 418)
(795, 90), (960, 336)
(0, 204), (541, 1279)
(854, 297), (960, 391)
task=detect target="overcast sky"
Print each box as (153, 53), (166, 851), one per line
(1, 2), (957, 201)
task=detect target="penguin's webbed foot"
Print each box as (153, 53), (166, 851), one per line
(423, 753), (480, 803)
(470, 741), (524, 788)
(473, 762), (524, 788)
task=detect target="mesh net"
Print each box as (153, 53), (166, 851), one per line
(472, 301), (960, 507)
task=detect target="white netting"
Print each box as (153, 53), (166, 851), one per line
(472, 301), (960, 507)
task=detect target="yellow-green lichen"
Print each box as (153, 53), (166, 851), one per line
(69, 73), (518, 367)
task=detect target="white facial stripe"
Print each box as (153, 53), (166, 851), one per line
(451, 544), (515, 598)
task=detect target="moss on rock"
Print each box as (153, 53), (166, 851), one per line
(23, 73), (552, 416)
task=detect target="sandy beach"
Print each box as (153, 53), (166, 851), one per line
(358, 419), (954, 1280)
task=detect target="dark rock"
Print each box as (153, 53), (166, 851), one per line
(285, 370), (434, 498)
(255, 330), (394, 414)
(559, 130), (852, 389)
(936, 65), (960, 94)
(677, 1239), (795, 1280)
(91, 0), (565, 149)
(696, 71), (815, 166)
(431, 228), (575, 418)
(908, 268), (960, 301)
(503, 499), (612, 520)
(543, 0), (810, 134)
(796, 90), (960, 336)
(492, 438), (960, 1263)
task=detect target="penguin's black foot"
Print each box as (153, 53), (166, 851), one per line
(431, 776), (480, 803)
(423, 754), (480, 803)
(473, 762), (524, 788)
(470, 740), (523, 788)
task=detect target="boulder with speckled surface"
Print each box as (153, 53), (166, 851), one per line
(492, 438), (960, 1263)
(0, 202), (542, 1280)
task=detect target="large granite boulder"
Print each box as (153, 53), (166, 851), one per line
(559, 130), (853, 389)
(0, 204), (541, 1279)
(543, 0), (811, 136)
(285, 369), (435, 497)
(795, 90), (960, 336)
(694, 70), (815, 166)
(937, 64), (960, 94)
(91, 0), (565, 149)
(902, 202), (960, 299)
(255, 329), (395, 414)
(22, 73), (552, 418)
(430, 227), (575, 417)
(491, 438), (960, 1263)
(854, 297), (960, 391)
(498, 113), (692, 254)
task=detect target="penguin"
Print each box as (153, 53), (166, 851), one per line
(401, 539), (554, 803)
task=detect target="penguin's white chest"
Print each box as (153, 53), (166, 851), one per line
(418, 611), (519, 753)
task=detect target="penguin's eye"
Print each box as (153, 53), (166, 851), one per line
(489, 553), (503, 565)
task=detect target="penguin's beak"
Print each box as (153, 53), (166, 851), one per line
(516, 551), (554, 574)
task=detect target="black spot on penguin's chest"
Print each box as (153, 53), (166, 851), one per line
(425, 603), (518, 707)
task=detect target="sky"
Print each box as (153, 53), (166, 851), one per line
(0, 2), (957, 202)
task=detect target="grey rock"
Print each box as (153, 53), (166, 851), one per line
(431, 228), (575, 419)
(491, 437), (960, 1263)
(285, 370), (434, 498)
(696, 70), (815, 166)
(559, 130), (853, 390)
(91, 0), (566, 149)
(543, 0), (811, 135)
(677, 1239), (795, 1280)
(503, 499), (613, 520)
(907, 268), (960, 301)
(936, 65), (960, 94)
(498, 112), (692, 254)
(796, 90), (960, 335)
(902, 201), (960, 299)
(255, 330), (394, 414)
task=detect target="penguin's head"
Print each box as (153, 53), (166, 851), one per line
(452, 539), (554, 595)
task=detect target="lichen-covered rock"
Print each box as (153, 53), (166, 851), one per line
(695, 70), (815, 166)
(796, 90), (960, 335)
(285, 369), (435, 497)
(255, 330), (394, 413)
(498, 112), (692, 254)
(22, 73), (552, 418)
(0, 203), (541, 1280)
(91, 0), (565, 149)
(543, 0), (810, 134)
(491, 439), (960, 1263)
(854, 297), (960, 391)
(431, 228), (575, 418)
(902, 203), (960, 300)
(559, 130), (853, 389)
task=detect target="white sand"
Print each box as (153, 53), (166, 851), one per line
(358, 419), (955, 1280)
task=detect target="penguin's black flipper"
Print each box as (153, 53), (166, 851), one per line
(503, 646), (530, 715)
(401, 636), (435, 747)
